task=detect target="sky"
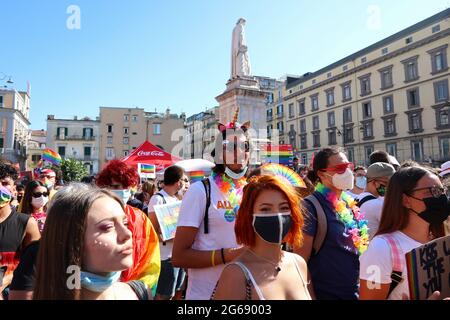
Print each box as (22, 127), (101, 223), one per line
(1, 0), (449, 130)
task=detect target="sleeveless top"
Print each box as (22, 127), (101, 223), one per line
(211, 254), (311, 300)
(0, 209), (30, 275)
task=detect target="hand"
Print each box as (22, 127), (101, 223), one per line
(224, 246), (245, 263)
(402, 291), (450, 300)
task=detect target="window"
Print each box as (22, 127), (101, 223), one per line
(328, 130), (337, 145)
(402, 56), (419, 82)
(277, 121), (284, 134)
(83, 128), (93, 138)
(341, 81), (352, 101)
(432, 24), (440, 33)
(383, 116), (397, 136)
(277, 104), (284, 117)
(310, 95), (319, 111)
(123, 137), (129, 145)
(379, 66), (393, 89)
(124, 114), (129, 121)
(343, 107), (352, 123)
(361, 57), (367, 63)
(407, 88), (420, 108)
(298, 99), (305, 115)
(439, 137), (450, 160)
(57, 127), (68, 139)
(411, 140), (423, 161)
(407, 110), (423, 133)
(58, 146), (66, 157)
(435, 106), (450, 129)
(327, 72), (332, 78)
(405, 36), (413, 44)
(434, 79), (449, 102)
(31, 154), (40, 163)
(312, 79), (316, 84)
(132, 132), (137, 135)
(312, 116), (319, 130)
(362, 101), (372, 118)
(289, 103), (294, 118)
(359, 74), (371, 96)
(327, 111), (335, 127)
(325, 88), (335, 106)
(84, 146), (91, 157)
(132, 115), (138, 122)
(123, 150), (129, 157)
(267, 125), (273, 137)
(312, 132), (320, 148)
(428, 45), (448, 74)
(107, 124), (113, 133)
(362, 121), (374, 139)
(0, 96), (3, 107)
(365, 145), (374, 165)
(300, 119), (306, 133)
(386, 143), (397, 158)
(107, 136), (113, 144)
(106, 147), (114, 160)
(153, 123), (161, 135)
(300, 134), (307, 149)
(344, 126), (354, 143)
(267, 93), (274, 104)
(346, 148), (355, 163)
(383, 95), (394, 114)
(266, 108), (273, 120)
(381, 47), (388, 55)
(123, 127), (129, 134)
(343, 65), (348, 71)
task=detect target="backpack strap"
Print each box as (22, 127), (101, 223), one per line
(304, 194), (327, 256)
(380, 234), (404, 296)
(356, 194), (377, 208)
(201, 178), (211, 234)
(155, 193), (167, 204)
(127, 280), (151, 300)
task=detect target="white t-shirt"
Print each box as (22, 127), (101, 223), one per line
(148, 189), (179, 261)
(346, 190), (362, 200)
(177, 176), (240, 300)
(357, 192), (384, 240)
(360, 231), (422, 300)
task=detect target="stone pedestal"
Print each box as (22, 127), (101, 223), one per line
(215, 76), (267, 131)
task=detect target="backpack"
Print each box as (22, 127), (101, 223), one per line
(356, 194), (377, 208)
(201, 178), (211, 234)
(304, 194), (328, 256)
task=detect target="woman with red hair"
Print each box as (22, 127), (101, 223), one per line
(96, 160), (160, 295)
(212, 175), (312, 300)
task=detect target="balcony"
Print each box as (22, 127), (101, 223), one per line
(276, 113), (284, 119)
(266, 115), (273, 121)
(55, 135), (96, 141)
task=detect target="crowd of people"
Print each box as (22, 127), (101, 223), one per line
(0, 116), (449, 300)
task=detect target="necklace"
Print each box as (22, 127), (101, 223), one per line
(247, 248), (282, 272)
(315, 183), (369, 255)
(212, 172), (247, 222)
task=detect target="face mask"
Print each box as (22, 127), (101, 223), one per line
(42, 179), (53, 190)
(31, 195), (48, 209)
(376, 184), (386, 197)
(80, 271), (121, 292)
(17, 195), (23, 203)
(112, 189), (131, 204)
(225, 166), (248, 180)
(409, 194), (450, 225)
(0, 186), (12, 208)
(355, 176), (367, 189)
(253, 212), (292, 244)
(326, 168), (354, 191)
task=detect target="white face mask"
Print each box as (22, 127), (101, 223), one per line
(224, 166), (248, 180)
(31, 196), (48, 209)
(325, 168), (354, 191)
(355, 176), (367, 189)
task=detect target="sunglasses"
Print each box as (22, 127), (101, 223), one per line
(320, 162), (354, 174)
(40, 175), (55, 179)
(223, 140), (250, 152)
(32, 192), (49, 198)
(410, 186), (449, 198)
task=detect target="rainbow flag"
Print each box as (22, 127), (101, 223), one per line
(42, 148), (62, 166)
(140, 163), (155, 174)
(261, 144), (294, 166)
(189, 170), (206, 182)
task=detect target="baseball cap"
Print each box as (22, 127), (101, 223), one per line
(366, 162), (396, 179)
(40, 169), (56, 178)
(439, 161), (450, 177)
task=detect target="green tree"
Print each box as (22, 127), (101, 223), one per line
(61, 158), (88, 183)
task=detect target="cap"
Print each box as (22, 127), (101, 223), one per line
(388, 155), (400, 167)
(366, 162), (396, 179)
(40, 169), (56, 177)
(439, 161), (450, 177)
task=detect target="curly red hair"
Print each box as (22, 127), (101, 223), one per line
(235, 175), (304, 248)
(96, 160), (139, 189)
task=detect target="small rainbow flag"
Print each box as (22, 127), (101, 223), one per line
(42, 148), (62, 166)
(189, 170), (206, 182)
(140, 164), (155, 174)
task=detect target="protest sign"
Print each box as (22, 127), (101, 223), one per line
(153, 201), (182, 241)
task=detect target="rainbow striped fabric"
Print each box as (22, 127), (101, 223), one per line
(189, 170), (206, 182)
(42, 148), (62, 166)
(261, 144), (294, 166)
(140, 163), (156, 174)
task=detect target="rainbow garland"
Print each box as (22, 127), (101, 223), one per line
(212, 171), (247, 222)
(315, 183), (369, 255)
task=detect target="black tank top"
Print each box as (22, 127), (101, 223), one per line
(0, 209), (30, 274)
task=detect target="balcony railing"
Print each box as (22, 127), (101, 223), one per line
(55, 135), (96, 141)
(276, 113), (284, 119)
(266, 115), (273, 121)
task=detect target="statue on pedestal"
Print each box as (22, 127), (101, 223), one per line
(231, 18), (251, 79)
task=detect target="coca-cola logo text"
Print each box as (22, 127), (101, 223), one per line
(137, 151), (164, 157)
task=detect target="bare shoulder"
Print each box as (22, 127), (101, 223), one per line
(113, 282), (143, 300)
(213, 263), (248, 300)
(286, 251), (308, 271)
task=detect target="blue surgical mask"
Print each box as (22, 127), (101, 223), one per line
(252, 212), (292, 244)
(111, 189), (131, 204)
(355, 176), (367, 189)
(80, 271), (121, 292)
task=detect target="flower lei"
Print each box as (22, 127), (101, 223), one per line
(212, 171), (247, 222)
(315, 183), (369, 255)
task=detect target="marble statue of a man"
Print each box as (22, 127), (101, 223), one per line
(231, 18), (251, 79)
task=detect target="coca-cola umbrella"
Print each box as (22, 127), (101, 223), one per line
(121, 141), (181, 171)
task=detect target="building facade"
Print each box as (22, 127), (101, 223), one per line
(27, 129), (46, 170)
(0, 88), (31, 169)
(184, 107), (218, 160)
(99, 107), (185, 169)
(46, 115), (100, 174)
(282, 9), (450, 166)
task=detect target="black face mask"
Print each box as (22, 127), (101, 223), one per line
(253, 213), (292, 244)
(409, 194), (450, 225)
(16, 195), (23, 203)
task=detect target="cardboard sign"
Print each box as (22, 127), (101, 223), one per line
(406, 235), (450, 299)
(153, 201), (182, 241)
